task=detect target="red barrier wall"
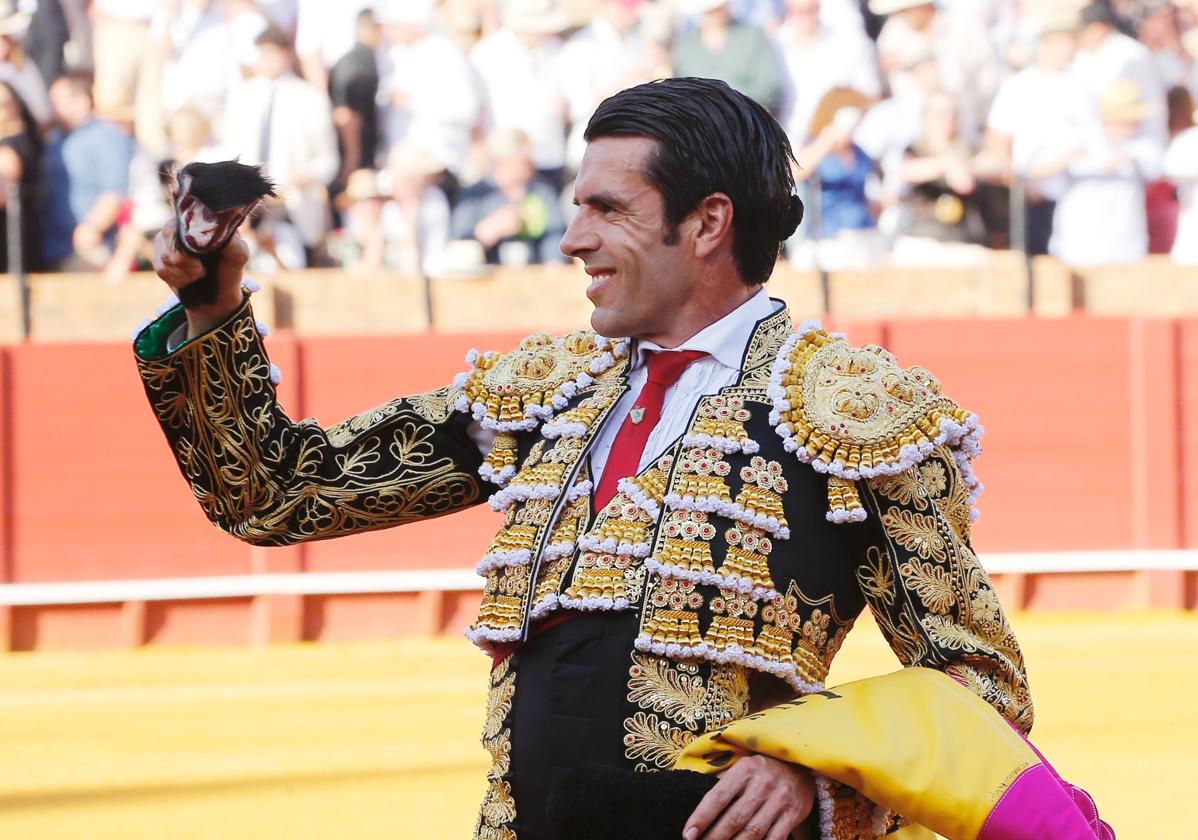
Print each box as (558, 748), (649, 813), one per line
(1, 317), (1195, 650)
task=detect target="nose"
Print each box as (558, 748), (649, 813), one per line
(560, 209), (599, 260)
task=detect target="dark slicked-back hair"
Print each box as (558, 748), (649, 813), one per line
(584, 78), (802, 286)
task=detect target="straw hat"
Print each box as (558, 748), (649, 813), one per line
(868, 0), (933, 15)
(1036, 5), (1082, 35)
(1098, 79), (1154, 124)
(336, 169), (384, 210)
(503, 0), (572, 33)
(0, 0), (30, 37)
(387, 143), (445, 177)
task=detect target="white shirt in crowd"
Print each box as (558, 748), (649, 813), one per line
(1071, 30), (1167, 144)
(1164, 126), (1198, 265)
(986, 65), (1093, 201)
(1049, 125), (1163, 266)
(154, 4), (267, 120)
(471, 28), (568, 172)
(378, 33), (482, 176)
(588, 290), (779, 481)
(220, 73), (339, 247)
(559, 17), (655, 171)
(294, 0), (374, 70)
(93, 0), (156, 21)
(775, 21), (881, 145)
(378, 187), (451, 277)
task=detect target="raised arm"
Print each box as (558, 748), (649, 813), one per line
(133, 225), (487, 546)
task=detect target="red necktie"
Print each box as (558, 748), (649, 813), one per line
(593, 349), (708, 510)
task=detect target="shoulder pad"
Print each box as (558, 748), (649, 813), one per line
(453, 330), (629, 432)
(768, 321), (982, 523)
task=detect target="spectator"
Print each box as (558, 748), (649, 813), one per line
(155, 0), (267, 124)
(983, 6), (1092, 255)
(40, 74), (134, 269)
(471, 0), (571, 184)
(896, 89), (990, 257)
(106, 106), (221, 280)
(1049, 79), (1163, 266)
(329, 168), (386, 270)
(23, 0), (70, 91)
(329, 8), (380, 186)
(89, 0), (161, 152)
(294, 0), (373, 93)
(793, 88), (881, 269)
(1136, 1), (1190, 89)
(872, 0), (1001, 144)
(672, 0), (783, 112)
(0, 80), (39, 272)
(559, 0), (661, 170)
(0, 2), (50, 126)
(854, 43), (941, 222)
(377, 0), (480, 180)
(380, 143), (451, 275)
(220, 25), (338, 261)
(450, 128), (566, 266)
(1163, 94), (1198, 263)
(774, 0), (881, 146)
(1073, 1), (1168, 143)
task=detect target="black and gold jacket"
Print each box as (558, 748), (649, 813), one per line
(134, 293), (1032, 840)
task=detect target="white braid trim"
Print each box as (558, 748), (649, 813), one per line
(813, 774), (838, 840)
(663, 494), (790, 540)
(542, 419), (588, 439)
(541, 541), (577, 560)
(680, 433), (761, 455)
(487, 481), (561, 512)
(464, 625), (521, 647)
(241, 277), (262, 294)
(953, 449), (985, 522)
(528, 595), (561, 622)
(825, 508), (868, 524)
(577, 534), (652, 558)
(556, 595), (632, 611)
(563, 479), (594, 504)
(130, 316), (152, 341)
(269, 363), (282, 385)
(633, 635), (822, 694)
(254, 318), (270, 338)
(154, 295), (179, 317)
(475, 549), (533, 574)
(644, 558), (779, 602)
(618, 477), (662, 519)
(478, 462), (517, 487)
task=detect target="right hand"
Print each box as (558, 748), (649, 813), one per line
(153, 219), (250, 340)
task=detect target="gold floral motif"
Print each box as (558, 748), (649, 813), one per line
(870, 469), (927, 510)
(880, 508), (946, 560)
(622, 711), (696, 769)
(407, 386), (455, 424)
(136, 308), (483, 546)
(898, 560), (955, 615)
(475, 656), (518, 839)
(627, 654), (707, 727)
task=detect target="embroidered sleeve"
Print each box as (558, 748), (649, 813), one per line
(133, 299), (487, 546)
(857, 445), (1033, 733)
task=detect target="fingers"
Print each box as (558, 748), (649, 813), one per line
(216, 232), (249, 288)
(684, 765), (750, 840)
(152, 220), (204, 289)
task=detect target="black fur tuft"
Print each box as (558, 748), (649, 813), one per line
(178, 160), (275, 212)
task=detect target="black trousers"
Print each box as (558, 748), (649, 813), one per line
(506, 612), (639, 840)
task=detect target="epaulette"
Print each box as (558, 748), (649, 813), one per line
(767, 321), (982, 524)
(453, 330), (629, 481)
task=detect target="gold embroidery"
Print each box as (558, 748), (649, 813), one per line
(627, 654), (707, 726)
(475, 656), (517, 839)
(880, 508), (946, 560)
(898, 560), (956, 615)
(622, 711), (696, 769)
(136, 308), (483, 546)
(870, 469), (927, 510)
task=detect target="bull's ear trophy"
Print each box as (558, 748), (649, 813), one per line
(169, 160), (275, 309)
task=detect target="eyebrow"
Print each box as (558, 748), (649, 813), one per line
(574, 191), (629, 212)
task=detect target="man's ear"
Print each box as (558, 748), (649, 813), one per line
(689, 193), (734, 259)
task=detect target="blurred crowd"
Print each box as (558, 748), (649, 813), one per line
(3, 0), (1198, 279)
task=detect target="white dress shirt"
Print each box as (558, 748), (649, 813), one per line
(588, 289), (780, 483)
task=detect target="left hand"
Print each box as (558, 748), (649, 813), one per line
(682, 754), (815, 840)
